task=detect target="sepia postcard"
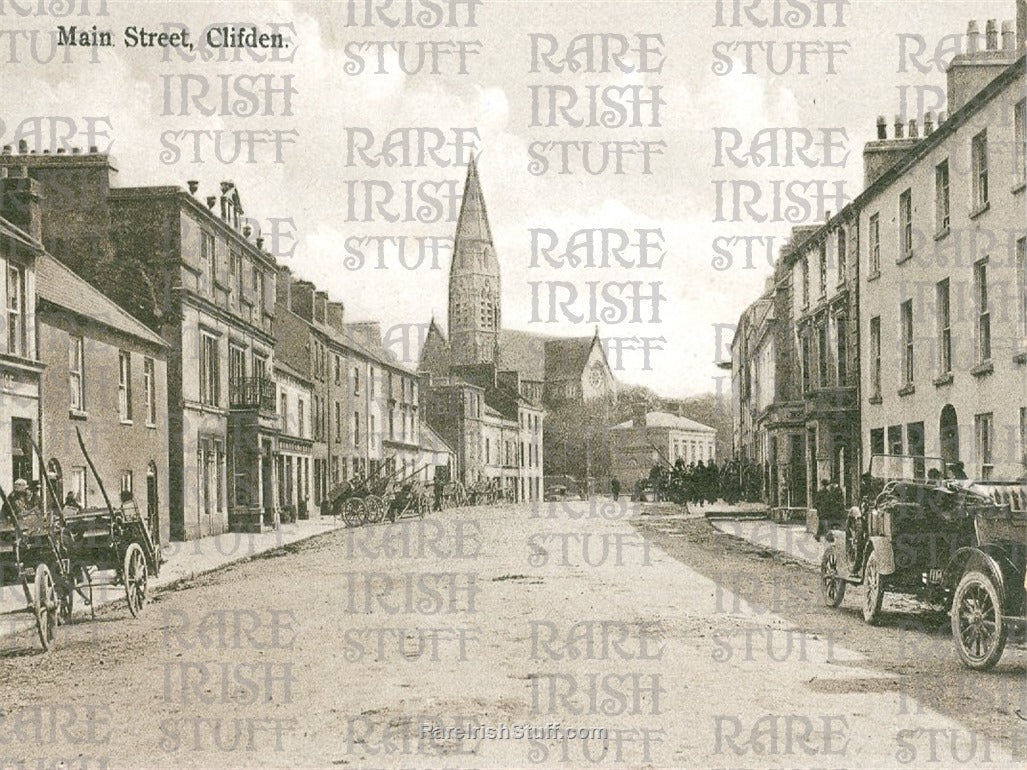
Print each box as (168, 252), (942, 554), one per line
(0, 1), (1025, 768)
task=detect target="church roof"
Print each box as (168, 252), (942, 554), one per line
(497, 329), (546, 380)
(543, 336), (597, 382)
(497, 328), (601, 383)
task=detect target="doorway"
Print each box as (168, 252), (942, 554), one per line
(940, 405), (959, 465)
(146, 461), (159, 544)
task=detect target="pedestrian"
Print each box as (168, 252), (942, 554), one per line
(814, 479), (831, 541)
(433, 474), (445, 512)
(610, 478), (621, 501)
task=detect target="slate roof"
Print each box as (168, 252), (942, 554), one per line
(496, 329), (547, 380)
(36, 254), (167, 348)
(543, 336), (596, 382)
(419, 423), (454, 455)
(612, 411), (716, 432)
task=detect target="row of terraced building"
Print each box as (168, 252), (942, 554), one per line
(729, 10), (1027, 509)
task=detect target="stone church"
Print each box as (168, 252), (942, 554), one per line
(418, 157), (617, 484)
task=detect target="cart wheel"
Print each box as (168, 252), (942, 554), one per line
(951, 570), (1007, 670)
(123, 542), (148, 618)
(365, 495), (386, 524)
(819, 547), (846, 608)
(33, 563), (58, 651)
(862, 550), (885, 625)
(342, 498), (365, 528)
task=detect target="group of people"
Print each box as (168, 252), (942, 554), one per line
(2, 478), (86, 522)
(636, 459), (724, 506)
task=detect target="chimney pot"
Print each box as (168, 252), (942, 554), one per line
(938, 111), (947, 124)
(924, 112), (934, 134)
(206, 195), (216, 210)
(967, 20), (980, 53)
(89, 145), (98, 153)
(42, 150), (50, 155)
(1001, 20), (1015, 50)
(243, 224), (252, 237)
(220, 181), (232, 194)
(893, 116), (904, 139)
(908, 119), (919, 139)
(71, 147), (81, 154)
(1, 145), (10, 155)
(187, 180), (199, 194)
(876, 115), (887, 140)
(985, 19), (998, 50)
(56, 148), (66, 154)
(256, 236), (264, 249)
(17, 140), (27, 153)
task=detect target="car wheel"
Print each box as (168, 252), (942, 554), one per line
(951, 570), (1007, 671)
(862, 550), (885, 625)
(820, 547), (846, 608)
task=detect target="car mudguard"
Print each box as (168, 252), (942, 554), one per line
(944, 546), (1023, 615)
(868, 536), (895, 575)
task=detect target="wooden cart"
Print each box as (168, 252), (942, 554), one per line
(0, 428), (161, 651)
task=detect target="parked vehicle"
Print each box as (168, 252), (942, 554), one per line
(0, 427), (161, 652)
(815, 454), (1026, 669)
(946, 482), (1026, 669)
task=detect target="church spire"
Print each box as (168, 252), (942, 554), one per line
(451, 154), (498, 274)
(448, 154), (501, 367)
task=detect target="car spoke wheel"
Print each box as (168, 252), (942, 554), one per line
(123, 542), (148, 618)
(33, 563), (58, 651)
(862, 550), (885, 625)
(951, 570), (1007, 670)
(820, 547), (846, 607)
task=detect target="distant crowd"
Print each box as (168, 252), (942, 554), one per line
(620, 459), (765, 506)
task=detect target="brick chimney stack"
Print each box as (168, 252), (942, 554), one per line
(276, 265), (293, 311)
(862, 116), (918, 187)
(314, 290), (328, 324)
(327, 301), (345, 335)
(0, 176), (43, 243)
(946, 16), (1019, 112)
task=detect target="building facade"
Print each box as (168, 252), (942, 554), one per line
(789, 208), (862, 504)
(0, 145), (287, 539)
(274, 360), (313, 520)
(609, 411), (717, 490)
(0, 178), (44, 491)
(36, 253), (170, 543)
(860, 39), (1026, 480)
(730, 13), (1027, 504)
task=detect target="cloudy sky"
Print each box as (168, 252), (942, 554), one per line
(0, 0), (1015, 397)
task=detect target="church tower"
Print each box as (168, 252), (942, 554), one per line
(448, 155), (501, 367)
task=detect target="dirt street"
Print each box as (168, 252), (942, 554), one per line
(1, 500), (1023, 769)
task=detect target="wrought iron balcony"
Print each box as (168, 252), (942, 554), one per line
(229, 376), (276, 412)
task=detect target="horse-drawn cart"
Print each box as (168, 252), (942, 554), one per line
(0, 428), (161, 651)
(387, 467), (432, 521)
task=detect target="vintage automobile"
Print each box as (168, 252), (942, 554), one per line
(816, 454), (1026, 668)
(946, 481), (1026, 669)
